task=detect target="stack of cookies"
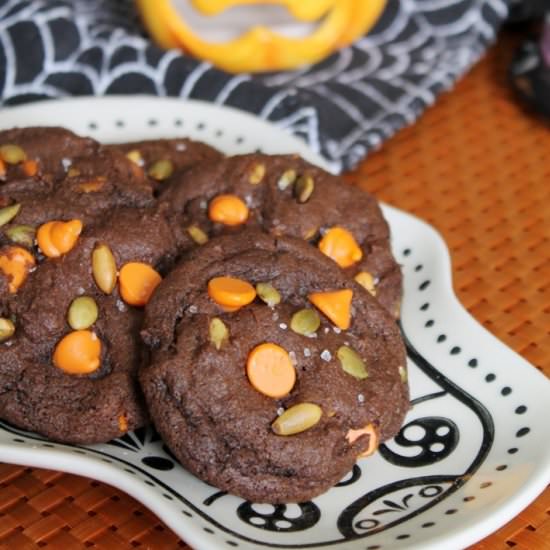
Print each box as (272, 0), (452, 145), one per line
(0, 127), (408, 503)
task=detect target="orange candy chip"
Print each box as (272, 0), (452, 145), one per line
(346, 423), (379, 458)
(0, 246), (36, 293)
(208, 194), (249, 226)
(22, 159), (38, 177)
(318, 227), (363, 268)
(37, 220), (83, 258)
(53, 330), (101, 375)
(247, 343), (296, 398)
(119, 262), (162, 307)
(208, 276), (256, 311)
(308, 289), (353, 330)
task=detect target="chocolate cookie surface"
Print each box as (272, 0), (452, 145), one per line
(141, 232), (408, 503)
(0, 127), (220, 443)
(108, 138), (222, 193)
(158, 154), (402, 317)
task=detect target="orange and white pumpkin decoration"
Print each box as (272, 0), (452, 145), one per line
(135, 0), (387, 73)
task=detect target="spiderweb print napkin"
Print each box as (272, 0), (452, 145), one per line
(0, 0), (508, 172)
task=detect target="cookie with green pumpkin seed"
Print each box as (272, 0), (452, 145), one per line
(0, 127), (222, 444)
(140, 231), (408, 503)
(107, 138), (223, 193)
(157, 153), (402, 318)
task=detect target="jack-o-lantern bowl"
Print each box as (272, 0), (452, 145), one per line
(135, 0), (387, 73)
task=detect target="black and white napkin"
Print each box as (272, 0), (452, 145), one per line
(0, 0), (508, 172)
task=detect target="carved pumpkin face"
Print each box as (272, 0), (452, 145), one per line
(136, 0), (387, 73)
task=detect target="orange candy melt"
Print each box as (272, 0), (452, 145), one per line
(37, 219), (83, 258)
(208, 194), (249, 226)
(208, 276), (256, 311)
(346, 423), (379, 458)
(308, 289), (353, 330)
(247, 343), (296, 398)
(119, 262), (162, 307)
(318, 227), (363, 268)
(0, 246), (36, 293)
(53, 330), (102, 375)
(22, 159), (38, 177)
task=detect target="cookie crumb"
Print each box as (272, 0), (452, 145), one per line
(289, 351), (297, 365)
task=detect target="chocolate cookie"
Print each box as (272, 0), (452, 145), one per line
(108, 138), (223, 193)
(140, 232), (408, 503)
(158, 154), (402, 317)
(0, 128), (220, 443)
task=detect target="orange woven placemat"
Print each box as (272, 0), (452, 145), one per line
(1, 29), (549, 549)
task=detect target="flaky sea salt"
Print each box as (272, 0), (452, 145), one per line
(303, 347), (311, 357)
(333, 327), (341, 334)
(175, 142), (187, 151)
(357, 393), (365, 403)
(279, 323), (287, 330)
(276, 407), (285, 416)
(116, 299), (127, 312)
(61, 158), (72, 171)
(320, 349), (332, 362)
(188, 305), (198, 314)
(199, 200), (207, 210)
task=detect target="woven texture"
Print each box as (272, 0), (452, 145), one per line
(0, 29), (549, 549)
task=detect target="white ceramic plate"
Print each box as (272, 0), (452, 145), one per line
(0, 97), (549, 550)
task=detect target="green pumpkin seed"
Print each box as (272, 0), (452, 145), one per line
(249, 163), (266, 184)
(92, 244), (117, 294)
(209, 317), (229, 350)
(5, 225), (35, 247)
(272, 403), (322, 436)
(398, 365), (408, 383)
(0, 144), (26, 164)
(0, 318), (15, 342)
(148, 159), (174, 181)
(337, 346), (368, 380)
(290, 309), (320, 336)
(277, 169), (296, 190)
(0, 204), (21, 227)
(294, 175), (314, 203)
(256, 282), (281, 307)
(68, 296), (99, 330)
(187, 225), (209, 245)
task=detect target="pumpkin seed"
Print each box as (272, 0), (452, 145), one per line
(187, 225), (209, 245)
(0, 144), (26, 164)
(294, 175), (314, 203)
(67, 167), (81, 178)
(303, 227), (318, 241)
(272, 403), (322, 436)
(5, 225), (35, 247)
(0, 203), (21, 227)
(277, 169), (296, 190)
(398, 365), (408, 383)
(249, 163), (266, 184)
(92, 244), (117, 294)
(337, 346), (368, 380)
(0, 317), (15, 343)
(290, 308), (320, 336)
(148, 159), (173, 181)
(209, 317), (228, 350)
(126, 149), (144, 166)
(256, 282), (281, 307)
(68, 296), (99, 330)
(355, 271), (376, 296)
(0, 318), (15, 342)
